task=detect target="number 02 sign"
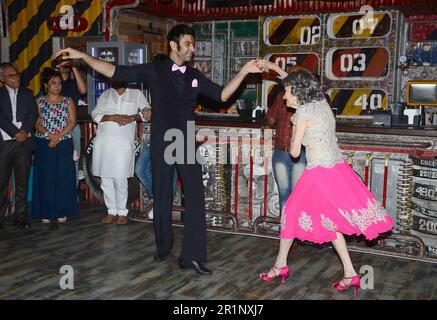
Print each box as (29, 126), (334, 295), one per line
(264, 16), (321, 45)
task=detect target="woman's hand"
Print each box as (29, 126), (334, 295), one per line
(256, 60), (288, 78)
(47, 132), (60, 142)
(48, 140), (57, 148)
(47, 132), (61, 148)
(241, 59), (264, 75)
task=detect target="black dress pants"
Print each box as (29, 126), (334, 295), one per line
(0, 141), (32, 223)
(151, 139), (207, 262)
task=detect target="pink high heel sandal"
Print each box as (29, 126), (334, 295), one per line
(332, 275), (361, 295)
(259, 265), (289, 284)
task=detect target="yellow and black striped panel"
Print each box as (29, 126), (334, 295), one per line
(8, 0), (102, 94)
(327, 12), (392, 39)
(328, 88), (388, 115)
(265, 16), (321, 45)
(266, 53), (319, 75)
(326, 47), (389, 80)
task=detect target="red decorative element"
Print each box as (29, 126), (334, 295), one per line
(263, 155), (268, 217)
(410, 22), (437, 41)
(134, 0), (436, 21)
(248, 147), (253, 222)
(47, 15), (88, 33)
(382, 156), (389, 208)
(234, 148), (239, 218)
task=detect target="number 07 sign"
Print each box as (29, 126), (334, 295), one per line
(327, 12), (392, 39)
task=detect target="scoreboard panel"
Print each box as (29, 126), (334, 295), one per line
(265, 52), (320, 75)
(325, 47), (390, 80)
(327, 12), (392, 39)
(264, 16), (321, 46)
(328, 88), (388, 115)
(259, 10), (399, 116)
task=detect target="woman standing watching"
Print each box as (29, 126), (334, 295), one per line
(32, 68), (78, 224)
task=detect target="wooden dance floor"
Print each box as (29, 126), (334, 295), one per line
(0, 204), (435, 300)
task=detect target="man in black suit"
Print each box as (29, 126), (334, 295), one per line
(0, 63), (38, 229)
(56, 25), (262, 275)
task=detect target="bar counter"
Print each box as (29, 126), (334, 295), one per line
(77, 115), (437, 262)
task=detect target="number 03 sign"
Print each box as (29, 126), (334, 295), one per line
(325, 47), (390, 80)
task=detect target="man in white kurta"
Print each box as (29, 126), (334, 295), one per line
(91, 82), (150, 225)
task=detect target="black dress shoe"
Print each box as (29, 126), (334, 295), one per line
(179, 260), (212, 275)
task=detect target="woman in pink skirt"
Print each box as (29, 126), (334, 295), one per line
(258, 67), (394, 294)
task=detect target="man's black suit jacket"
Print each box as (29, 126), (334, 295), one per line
(0, 86), (38, 151)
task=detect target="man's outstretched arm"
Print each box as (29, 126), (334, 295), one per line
(55, 47), (116, 78)
(221, 59), (262, 102)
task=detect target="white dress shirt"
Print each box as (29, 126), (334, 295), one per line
(0, 85), (22, 140)
(91, 88), (150, 178)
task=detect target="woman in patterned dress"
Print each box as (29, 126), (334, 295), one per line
(258, 66), (394, 294)
(32, 68), (78, 224)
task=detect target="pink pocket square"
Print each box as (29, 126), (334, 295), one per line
(192, 79), (198, 88)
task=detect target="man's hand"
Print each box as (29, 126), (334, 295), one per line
(111, 114), (136, 126)
(142, 109), (151, 121)
(15, 131), (27, 142)
(241, 59), (264, 75)
(54, 47), (86, 62)
(118, 115), (136, 126)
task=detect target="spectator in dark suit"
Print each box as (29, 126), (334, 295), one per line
(0, 63), (38, 229)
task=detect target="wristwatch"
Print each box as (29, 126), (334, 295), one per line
(44, 131), (49, 138)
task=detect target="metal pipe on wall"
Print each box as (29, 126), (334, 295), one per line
(105, 0), (140, 41)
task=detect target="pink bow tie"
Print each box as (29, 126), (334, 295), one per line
(172, 63), (186, 74)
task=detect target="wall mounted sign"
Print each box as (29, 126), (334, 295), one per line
(47, 5), (88, 33)
(264, 16), (321, 45)
(327, 88), (388, 115)
(325, 47), (390, 80)
(327, 12), (392, 39)
(265, 52), (320, 74)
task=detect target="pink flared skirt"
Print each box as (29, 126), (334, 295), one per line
(281, 161), (394, 243)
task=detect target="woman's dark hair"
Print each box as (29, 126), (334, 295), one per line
(40, 68), (62, 94)
(167, 24), (195, 45)
(282, 70), (325, 105)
